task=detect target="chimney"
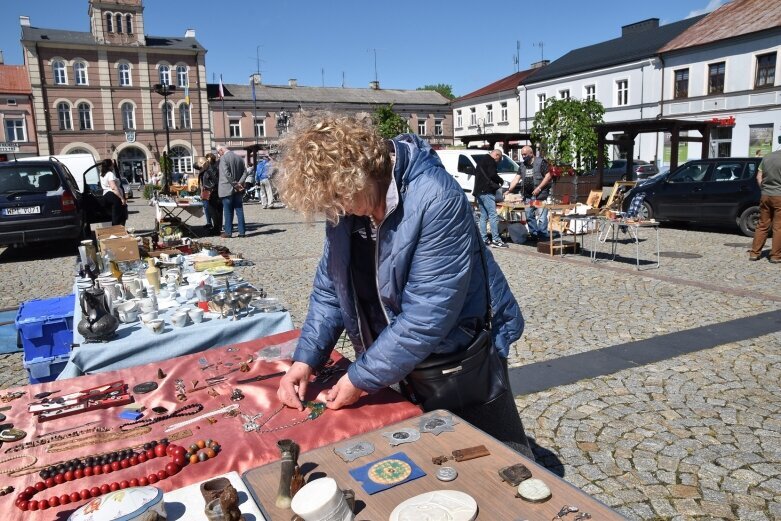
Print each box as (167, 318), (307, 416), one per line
(530, 60), (550, 69)
(288, 79), (297, 87)
(250, 73), (261, 85)
(622, 18), (659, 37)
(369, 80), (380, 90)
(20, 16), (30, 27)
(184, 28), (196, 38)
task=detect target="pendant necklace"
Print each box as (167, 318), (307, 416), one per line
(243, 401), (326, 433)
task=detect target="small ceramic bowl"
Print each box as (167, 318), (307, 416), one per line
(170, 312), (188, 328)
(187, 307), (204, 324)
(146, 319), (165, 334)
(140, 311), (158, 324)
(139, 298), (156, 313)
(118, 309), (139, 324)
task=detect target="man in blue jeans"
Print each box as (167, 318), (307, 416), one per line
(217, 145), (249, 238)
(474, 149), (508, 248)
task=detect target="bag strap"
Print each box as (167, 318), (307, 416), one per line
(476, 235), (493, 332)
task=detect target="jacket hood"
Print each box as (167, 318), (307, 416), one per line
(390, 134), (444, 190)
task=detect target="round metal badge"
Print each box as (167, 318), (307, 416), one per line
(132, 381), (159, 394)
(436, 466), (458, 482)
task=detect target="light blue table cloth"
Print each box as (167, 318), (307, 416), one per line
(60, 286), (293, 378)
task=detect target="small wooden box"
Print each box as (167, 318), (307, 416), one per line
(537, 240), (580, 256)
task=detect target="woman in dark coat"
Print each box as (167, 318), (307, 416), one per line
(198, 153), (222, 235)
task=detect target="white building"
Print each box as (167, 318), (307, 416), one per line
(658, 0), (781, 160)
(518, 16), (703, 168)
(452, 65), (545, 153)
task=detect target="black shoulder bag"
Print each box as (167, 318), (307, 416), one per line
(403, 243), (510, 411)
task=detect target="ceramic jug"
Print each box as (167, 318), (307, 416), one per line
(77, 287), (119, 341)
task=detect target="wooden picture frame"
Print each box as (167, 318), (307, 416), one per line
(602, 181), (636, 211)
(586, 190), (603, 208)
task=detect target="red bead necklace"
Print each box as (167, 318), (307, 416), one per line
(14, 438), (220, 512)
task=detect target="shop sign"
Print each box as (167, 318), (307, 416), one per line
(710, 116), (735, 127)
(0, 143), (20, 153)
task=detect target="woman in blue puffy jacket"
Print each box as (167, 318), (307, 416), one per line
(275, 112), (532, 456)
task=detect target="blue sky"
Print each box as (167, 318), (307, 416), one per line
(1, 0), (726, 97)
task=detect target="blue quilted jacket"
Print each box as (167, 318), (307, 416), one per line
(293, 134), (524, 392)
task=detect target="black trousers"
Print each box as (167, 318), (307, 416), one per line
(104, 191), (127, 226)
(207, 194), (222, 233)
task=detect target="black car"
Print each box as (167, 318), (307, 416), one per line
(622, 157), (762, 236)
(588, 159), (659, 186)
(0, 159), (109, 247)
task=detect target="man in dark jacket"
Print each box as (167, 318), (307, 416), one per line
(474, 149), (507, 248)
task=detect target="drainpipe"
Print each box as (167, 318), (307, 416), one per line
(35, 42), (54, 154)
(656, 54), (665, 167)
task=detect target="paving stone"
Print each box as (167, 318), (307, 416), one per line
(700, 500), (735, 519)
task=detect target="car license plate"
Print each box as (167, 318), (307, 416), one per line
(2, 206), (41, 215)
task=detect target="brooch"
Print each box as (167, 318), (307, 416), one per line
(334, 441), (375, 462)
(418, 412), (456, 435)
(381, 428), (420, 446)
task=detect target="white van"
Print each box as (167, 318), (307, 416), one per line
(434, 149), (520, 199)
(17, 154), (133, 197)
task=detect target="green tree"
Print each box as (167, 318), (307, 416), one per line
(417, 84), (455, 100)
(530, 98), (605, 172)
(372, 104), (409, 139)
(158, 152), (173, 194)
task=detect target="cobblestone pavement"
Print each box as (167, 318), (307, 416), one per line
(1, 198), (780, 519)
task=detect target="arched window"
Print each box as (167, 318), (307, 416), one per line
(74, 62), (88, 85)
(68, 148), (89, 155)
(125, 14), (133, 34)
(53, 60), (67, 85)
(118, 63), (131, 86)
(159, 65), (171, 86)
(179, 103), (191, 129)
(78, 102), (92, 130)
(121, 102), (135, 130)
(115, 13), (123, 34)
(163, 101), (175, 130)
(176, 65), (188, 87)
(105, 13), (113, 33)
(57, 102), (72, 130)
(170, 146), (193, 175)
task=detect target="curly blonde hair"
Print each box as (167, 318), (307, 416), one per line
(278, 111), (391, 223)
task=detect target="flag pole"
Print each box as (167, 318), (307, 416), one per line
(220, 74), (227, 143)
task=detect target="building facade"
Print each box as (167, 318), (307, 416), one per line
(519, 17), (703, 168)
(452, 65), (545, 151)
(0, 61), (38, 159)
(208, 76), (453, 160)
(659, 0), (781, 159)
(20, 0), (210, 182)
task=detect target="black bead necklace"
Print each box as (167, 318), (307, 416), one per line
(119, 403), (204, 431)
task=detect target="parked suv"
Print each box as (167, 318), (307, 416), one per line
(589, 159), (659, 186)
(622, 157), (762, 236)
(0, 159), (108, 246)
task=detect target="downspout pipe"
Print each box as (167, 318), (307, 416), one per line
(656, 54), (665, 168)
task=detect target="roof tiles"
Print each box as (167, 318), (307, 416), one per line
(0, 65), (31, 94)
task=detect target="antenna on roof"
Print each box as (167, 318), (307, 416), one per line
(342, 72), (345, 88)
(533, 41), (544, 62)
(514, 40), (520, 72)
(321, 67), (325, 87)
(372, 48), (378, 82)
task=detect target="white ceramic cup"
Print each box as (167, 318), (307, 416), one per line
(170, 311), (188, 328)
(118, 308), (139, 323)
(146, 319), (165, 334)
(139, 298), (156, 313)
(291, 478), (353, 521)
(187, 307), (204, 324)
(140, 311), (158, 324)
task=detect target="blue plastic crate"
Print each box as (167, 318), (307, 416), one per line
(15, 295), (75, 363)
(23, 353), (70, 384)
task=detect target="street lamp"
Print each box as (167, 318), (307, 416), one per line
(153, 83), (176, 193)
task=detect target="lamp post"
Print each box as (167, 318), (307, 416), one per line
(153, 83), (176, 193)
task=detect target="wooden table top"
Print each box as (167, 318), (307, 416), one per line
(243, 410), (625, 520)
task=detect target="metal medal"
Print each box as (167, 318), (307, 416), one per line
(132, 381), (159, 394)
(334, 440), (375, 462)
(381, 427), (420, 446)
(436, 466), (458, 482)
(418, 412), (456, 435)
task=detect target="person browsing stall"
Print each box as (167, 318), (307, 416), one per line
(99, 159), (127, 226)
(509, 146), (551, 241)
(276, 113), (533, 456)
(474, 149), (508, 248)
(216, 145), (249, 238)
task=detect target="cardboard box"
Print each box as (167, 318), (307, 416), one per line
(100, 236), (140, 262)
(537, 240), (580, 256)
(94, 224), (126, 238)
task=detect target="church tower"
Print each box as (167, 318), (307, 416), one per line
(88, 0), (145, 45)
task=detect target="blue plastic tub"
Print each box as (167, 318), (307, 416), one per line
(23, 353), (71, 384)
(15, 295), (75, 373)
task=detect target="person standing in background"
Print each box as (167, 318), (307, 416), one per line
(217, 145), (249, 238)
(99, 159), (127, 226)
(474, 149), (508, 248)
(749, 149), (781, 263)
(255, 156), (275, 209)
(510, 146), (551, 241)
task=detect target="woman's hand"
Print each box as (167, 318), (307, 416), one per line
(325, 373), (364, 410)
(277, 362), (313, 411)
